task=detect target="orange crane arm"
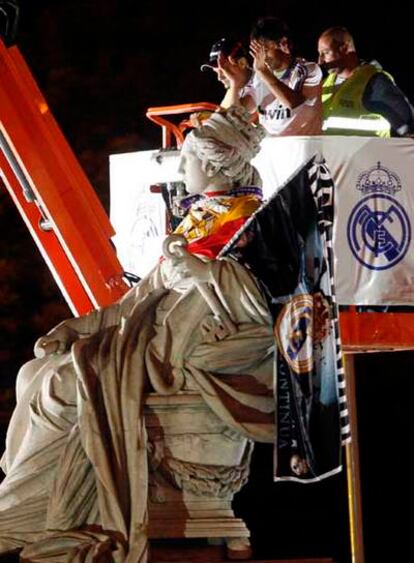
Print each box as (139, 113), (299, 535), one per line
(0, 39), (129, 315)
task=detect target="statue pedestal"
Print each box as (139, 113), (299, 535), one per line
(144, 392), (252, 559)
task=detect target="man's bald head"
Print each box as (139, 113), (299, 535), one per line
(319, 27), (356, 52)
(318, 27), (358, 74)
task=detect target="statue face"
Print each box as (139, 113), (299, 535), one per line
(178, 144), (210, 194)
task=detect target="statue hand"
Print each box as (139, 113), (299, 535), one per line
(162, 234), (212, 287)
(34, 325), (78, 358)
(169, 251), (212, 284)
(162, 235), (237, 334)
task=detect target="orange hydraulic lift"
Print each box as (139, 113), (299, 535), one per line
(0, 39), (129, 315)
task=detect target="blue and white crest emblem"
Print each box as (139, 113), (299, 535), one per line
(356, 161), (401, 195)
(347, 162), (410, 270)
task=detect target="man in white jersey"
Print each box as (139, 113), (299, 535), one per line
(220, 17), (322, 136)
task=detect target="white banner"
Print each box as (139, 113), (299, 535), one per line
(110, 137), (414, 305)
(253, 136), (414, 305)
(109, 150), (179, 278)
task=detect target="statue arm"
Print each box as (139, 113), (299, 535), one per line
(34, 266), (164, 358)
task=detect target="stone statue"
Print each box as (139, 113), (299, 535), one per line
(0, 106), (274, 561)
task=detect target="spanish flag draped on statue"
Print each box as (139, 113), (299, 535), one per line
(174, 186), (263, 259)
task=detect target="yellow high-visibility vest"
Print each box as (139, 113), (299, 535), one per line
(322, 64), (391, 137)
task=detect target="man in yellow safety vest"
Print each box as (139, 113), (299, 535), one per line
(318, 26), (414, 137)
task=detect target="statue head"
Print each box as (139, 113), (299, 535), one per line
(178, 106), (265, 194)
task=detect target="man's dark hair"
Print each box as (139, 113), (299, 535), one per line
(250, 16), (291, 42)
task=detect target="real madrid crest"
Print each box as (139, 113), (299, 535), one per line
(347, 161), (411, 270)
(274, 293), (331, 375)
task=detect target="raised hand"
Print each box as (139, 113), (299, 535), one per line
(249, 39), (270, 74)
(217, 52), (246, 89)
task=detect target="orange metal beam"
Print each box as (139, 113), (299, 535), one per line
(0, 40), (129, 315)
(340, 309), (414, 351)
(0, 151), (92, 315)
(146, 102), (218, 147)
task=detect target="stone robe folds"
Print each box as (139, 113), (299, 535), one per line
(0, 256), (274, 562)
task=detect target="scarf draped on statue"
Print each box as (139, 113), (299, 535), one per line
(220, 157), (351, 482)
